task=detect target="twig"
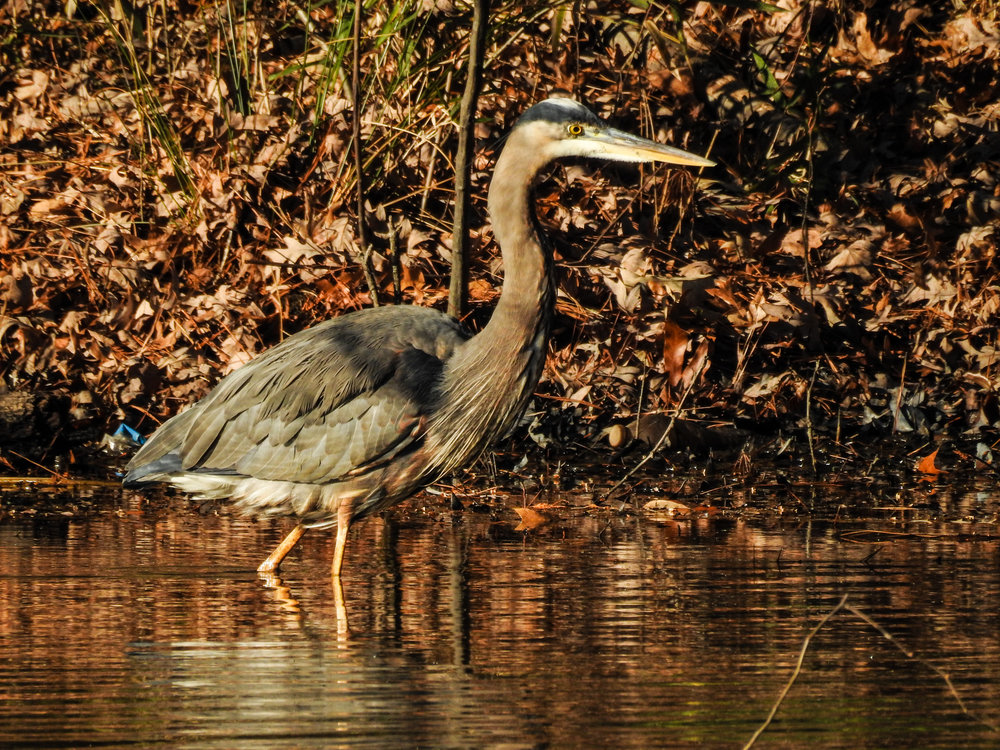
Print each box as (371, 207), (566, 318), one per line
(805, 359), (819, 474)
(360, 244), (380, 307)
(244, 258), (348, 272)
(0, 475), (121, 488)
(388, 217), (402, 304)
(743, 594), (850, 750)
(6, 451), (65, 481)
(744, 595), (1000, 749)
(845, 603), (998, 733)
(893, 354), (908, 433)
(604, 354), (706, 502)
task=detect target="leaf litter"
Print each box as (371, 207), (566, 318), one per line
(0, 0), (998, 503)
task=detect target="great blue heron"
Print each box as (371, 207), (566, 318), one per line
(123, 97), (713, 578)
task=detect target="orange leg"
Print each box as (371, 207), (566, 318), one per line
(331, 500), (354, 579)
(258, 523), (306, 573)
(333, 573), (349, 639)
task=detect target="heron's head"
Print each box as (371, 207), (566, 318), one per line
(512, 97), (714, 168)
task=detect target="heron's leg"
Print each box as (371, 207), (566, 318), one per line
(331, 500), (354, 579)
(332, 573), (350, 639)
(258, 523), (306, 573)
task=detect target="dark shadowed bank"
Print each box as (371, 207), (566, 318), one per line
(1, 1), (998, 487)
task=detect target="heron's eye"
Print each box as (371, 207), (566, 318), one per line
(567, 123), (584, 137)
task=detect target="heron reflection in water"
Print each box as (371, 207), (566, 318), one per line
(124, 97), (714, 580)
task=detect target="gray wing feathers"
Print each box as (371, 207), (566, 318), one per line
(126, 306), (468, 486)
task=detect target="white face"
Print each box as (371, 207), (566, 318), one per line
(544, 125), (648, 162)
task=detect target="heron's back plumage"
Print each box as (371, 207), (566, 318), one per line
(124, 305), (470, 520)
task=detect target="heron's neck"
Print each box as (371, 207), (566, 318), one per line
(484, 149), (555, 354)
(457, 138), (555, 390)
(429, 133), (554, 465)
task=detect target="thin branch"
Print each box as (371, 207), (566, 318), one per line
(6, 451), (66, 480)
(845, 603), (999, 733)
(743, 594), (849, 750)
(805, 359), (819, 474)
(744, 595), (1000, 749)
(604, 353), (707, 502)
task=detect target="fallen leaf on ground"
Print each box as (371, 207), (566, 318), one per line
(642, 498), (690, 515)
(915, 449), (943, 475)
(512, 506), (554, 531)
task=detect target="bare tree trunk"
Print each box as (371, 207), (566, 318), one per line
(352, 0), (379, 306)
(447, 0), (491, 320)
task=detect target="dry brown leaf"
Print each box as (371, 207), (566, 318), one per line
(682, 339), (710, 392)
(825, 239), (873, 279)
(944, 15), (1000, 57)
(642, 498), (690, 514)
(902, 275), (957, 306)
(915, 449), (943, 475)
(662, 319), (689, 388)
(512, 506), (553, 531)
(0, 184), (25, 216)
(852, 13), (895, 64)
(780, 227), (823, 257)
(28, 196), (69, 221)
(14, 70), (48, 101)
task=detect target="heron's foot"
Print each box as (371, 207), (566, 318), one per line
(258, 523), (307, 574)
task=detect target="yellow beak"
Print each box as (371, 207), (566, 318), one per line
(587, 127), (715, 167)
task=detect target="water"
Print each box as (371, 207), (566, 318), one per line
(1, 480), (999, 748)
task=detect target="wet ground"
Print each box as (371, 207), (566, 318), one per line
(1, 471), (999, 749)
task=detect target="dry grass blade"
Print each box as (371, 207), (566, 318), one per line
(96, 3), (197, 204)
